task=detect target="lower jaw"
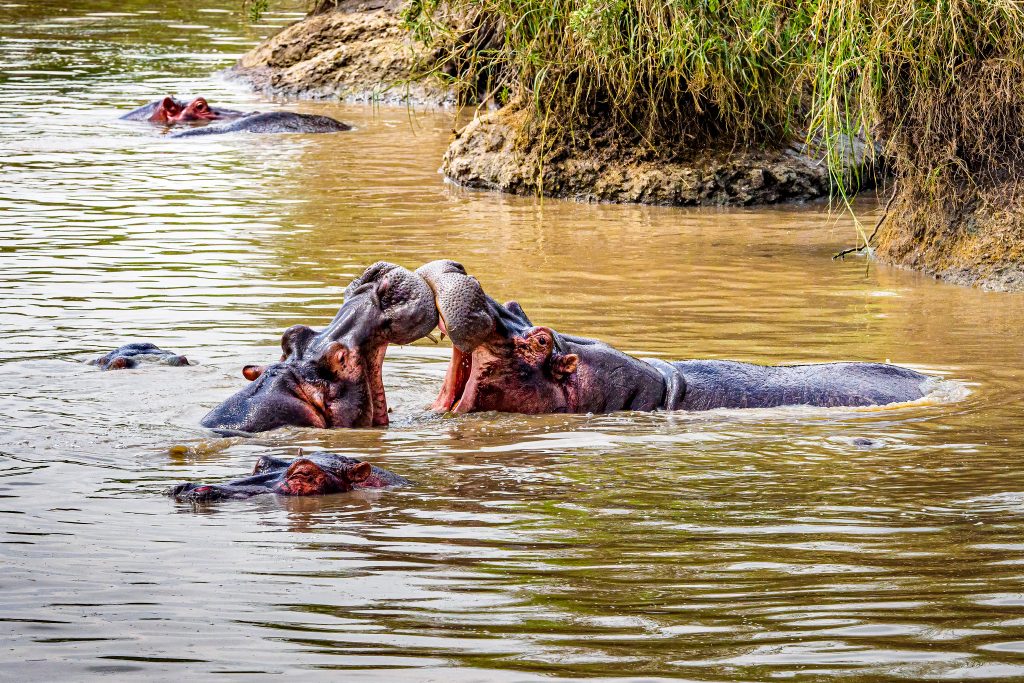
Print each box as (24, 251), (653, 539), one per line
(366, 345), (389, 427)
(432, 346), (473, 412)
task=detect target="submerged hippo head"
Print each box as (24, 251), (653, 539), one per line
(90, 342), (190, 370)
(132, 95), (246, 125)
(169, 452), (409, 502)
(201, 262), (438, 432)
(416, 260), (586, 414)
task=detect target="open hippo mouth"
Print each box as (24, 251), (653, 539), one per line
(201, 262), (438, 432)
(415, 260), (580, 414)
(416, 260), (933, 416)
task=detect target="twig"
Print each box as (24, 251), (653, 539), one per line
(833, 179), (899, 260)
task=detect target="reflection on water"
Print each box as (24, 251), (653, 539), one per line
(2, 0), (1024, 679)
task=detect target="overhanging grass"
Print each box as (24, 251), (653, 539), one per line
(404, 0), (1024, 207)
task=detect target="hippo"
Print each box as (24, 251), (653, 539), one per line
(200, 261), (437, 433)
(169, 452), (409, 502)
(169, 111), (352, 138)
(120, 96), (246, 124)
(89, 342), (191, 370)
(415, 260), (933, 414)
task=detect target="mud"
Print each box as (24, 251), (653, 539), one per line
(878, 183), (1024, 292)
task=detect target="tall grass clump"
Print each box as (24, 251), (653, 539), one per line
(405, 0), (817, 153)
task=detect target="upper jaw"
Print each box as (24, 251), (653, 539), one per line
(416, 260), (530, 353)
(301, 262), (439, 355)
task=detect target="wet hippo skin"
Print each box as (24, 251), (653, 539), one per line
(120, 96), (246, 124)
(170, 111), (352, 137)
(416, 259), (933, 415)
(121, 96), (350, 136)
(200, 262), (437, 433)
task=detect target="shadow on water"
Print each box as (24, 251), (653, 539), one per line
(2, 0), (1024, 679)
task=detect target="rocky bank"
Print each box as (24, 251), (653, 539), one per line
(442, 107), (875, 206)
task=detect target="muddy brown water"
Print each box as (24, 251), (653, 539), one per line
(2, 1), (1024, 680)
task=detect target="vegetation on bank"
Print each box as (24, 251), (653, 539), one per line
(402, 0), (1024, 273)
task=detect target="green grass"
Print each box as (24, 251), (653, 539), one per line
(404, 0), (1024, 199)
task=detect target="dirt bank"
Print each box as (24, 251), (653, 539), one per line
(877, 184), (1024, 291)
(442, 107), (875, 206)
(229, 1), (453, 106)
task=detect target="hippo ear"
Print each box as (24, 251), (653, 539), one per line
(242, 364), (265, 381)
(346, 461), (372, 483)
(281, 325), (318, 360)
(550, 354), (579, 381)
(161, 96), (181, 114)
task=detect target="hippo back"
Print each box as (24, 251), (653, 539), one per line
(170, 112), (352, 138)
(673, 360), (930, 410)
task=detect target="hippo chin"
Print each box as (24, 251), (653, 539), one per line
(90, 343), (190, 370)
(120, 96), (246, 124)
(169, 452), (409, 502)
(200, 262), (438, 433)
(416, 260), (933, 414)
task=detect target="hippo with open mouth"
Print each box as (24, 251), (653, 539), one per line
(416, 260), (933, 414)
(169, 452), (409, 502)
(200, 262), (438, 433)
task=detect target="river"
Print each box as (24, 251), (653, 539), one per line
(3, 0), (1024, 679)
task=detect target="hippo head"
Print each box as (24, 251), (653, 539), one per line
(416, 260), (581, 414)
(170, 454), (375, 502)
(147, 96), (184, 123)
(176, 97), (220, 122)
(201, 262), (438, 432)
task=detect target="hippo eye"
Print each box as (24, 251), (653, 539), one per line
(538, 337), (547, 346)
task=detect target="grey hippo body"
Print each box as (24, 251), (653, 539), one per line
(416, 260), (932, 415)
(170, 111), (352, 138)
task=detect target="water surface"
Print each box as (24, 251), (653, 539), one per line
(2, 1), (1024, 679)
